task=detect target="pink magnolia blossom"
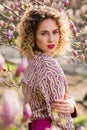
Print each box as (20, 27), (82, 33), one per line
(0, 54), (5, 72)
(24, 0), (28, 3)
(63, 0), (69, 7)
(15, 2), (21, 10)
(15, 62), (24, 76)
(9, 16), (14, 23)
(15, 58), (28, 76)
(2, 90), (21, 126)
(43, 0), (50, 5)
(7, 30), (13, 41)
(70, 20), (77, 35)
(0, 20), (5, 28)
(9, 23), (16, 31)
(4, 30), (13, 41)
(0, 64), (3, 72)
(85, 40), (87, 48)
(0, 106), (4, 129)
(71, 50), (78, 57)
(23, 103), (32, 121)
(71, 26), (77, 35)
(77, 126), (85, 130)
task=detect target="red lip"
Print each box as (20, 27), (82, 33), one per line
(47, 44), (55, 49)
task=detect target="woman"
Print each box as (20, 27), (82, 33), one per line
(16, 4), (77, 130)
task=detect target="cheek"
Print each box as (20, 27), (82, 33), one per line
(36, 37), (41, 46)
(36, 36), (45, 45)
(35, 38), (42, 49)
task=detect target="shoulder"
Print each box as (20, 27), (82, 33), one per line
(36, 52), (64, 75)
(36, 52), (58, 66)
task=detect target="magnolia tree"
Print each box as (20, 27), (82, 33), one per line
(0, 0), (87, 129)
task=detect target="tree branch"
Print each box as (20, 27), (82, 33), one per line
(0, 2), (21, 18)
(0, 11), (9, 19)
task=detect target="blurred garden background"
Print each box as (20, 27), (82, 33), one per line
(0, 0), (87, 130)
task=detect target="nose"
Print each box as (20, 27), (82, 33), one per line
(48, 33), (54, 43)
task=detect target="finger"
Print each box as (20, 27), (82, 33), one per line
(51, 104), (69, 108)
(58, 105), (74, 114)
(51, 104), (66, 109)
(51, 103), (74, 114)
(51, 104), (70, 110)
(51, 105), (73, 113)
(51, 100), (69, 106)
(57, 109), (71, 114)
(52, 105), (73, 114)
(51, 101), (71, 108)
(52, 107), (71, 114)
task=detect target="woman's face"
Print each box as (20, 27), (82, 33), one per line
(35, 18), (59, 55)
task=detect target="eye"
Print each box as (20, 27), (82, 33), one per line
(53, 30), (59, 34)
(41, 31), (48, 36)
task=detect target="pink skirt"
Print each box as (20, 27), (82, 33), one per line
(28, 118), (52, 130)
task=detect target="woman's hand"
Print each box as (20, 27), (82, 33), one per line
(51, 95), (76, 114)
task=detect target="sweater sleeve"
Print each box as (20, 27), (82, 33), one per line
(38, 57), (68, 100)
(38, 59), (74, 129)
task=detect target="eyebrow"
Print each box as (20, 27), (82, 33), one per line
(40, 29), (59, 32)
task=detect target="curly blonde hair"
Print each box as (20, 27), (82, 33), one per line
(16, 5), (74, 58)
